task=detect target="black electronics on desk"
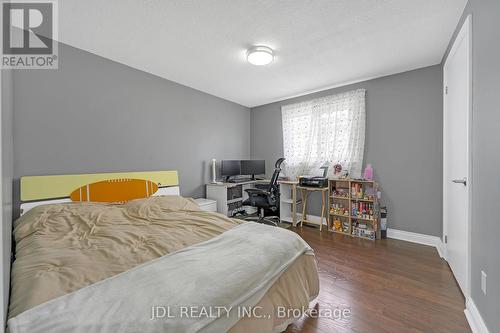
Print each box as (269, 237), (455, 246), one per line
(221, 159), (266, 181)
(220, 160), (241, 177)
(299, 176), (328, 188)
(241, 160), (265, 178)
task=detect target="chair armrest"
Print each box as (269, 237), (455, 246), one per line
(245, 188), (270, 196)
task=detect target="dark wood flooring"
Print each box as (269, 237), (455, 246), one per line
(284, 226), (471, 333)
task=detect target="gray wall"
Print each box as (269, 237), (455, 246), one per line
(12, 42), (251, 214)
(1, 69), (14, 328)
(443, 1), (499, 331)
(251, 65), (443, 237)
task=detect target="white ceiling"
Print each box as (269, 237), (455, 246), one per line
(59, 0), (467, 107)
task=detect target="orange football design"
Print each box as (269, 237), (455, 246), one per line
(70, 178), (158, 203)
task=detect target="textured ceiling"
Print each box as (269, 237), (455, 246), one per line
(58, 0), (467, 107)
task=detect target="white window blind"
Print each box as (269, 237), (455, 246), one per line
(281, 89), (366, 179)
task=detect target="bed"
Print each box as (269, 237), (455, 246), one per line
(8, 171), (319, 333)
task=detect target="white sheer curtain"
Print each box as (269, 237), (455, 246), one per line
(281, 89), (366, 179)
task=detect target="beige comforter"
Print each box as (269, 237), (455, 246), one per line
(9, 196), (319, 332)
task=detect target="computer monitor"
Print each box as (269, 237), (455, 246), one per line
(241, 160), (266, 179)
(220, 160), (241, 178)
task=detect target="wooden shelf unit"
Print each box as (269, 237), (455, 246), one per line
(278, 180), (301, 226)
(328, 179), (380, 240)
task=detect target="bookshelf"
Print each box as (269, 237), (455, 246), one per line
(278, 180), (301, 226)
(328, 179), (380, 240)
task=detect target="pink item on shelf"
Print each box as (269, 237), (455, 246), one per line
(364, 164), (373, 180)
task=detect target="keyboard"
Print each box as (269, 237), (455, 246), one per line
(227, 178), (253, 183)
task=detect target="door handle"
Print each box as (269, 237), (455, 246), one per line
(452, 178), (467, 186)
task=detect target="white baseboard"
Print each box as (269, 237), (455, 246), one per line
(465, 297), (490, 333)
(387, 228), (445, 258)
(282, 213), (327, 226)
(302, 214), (328, 225)
(436, 238), (446, 259)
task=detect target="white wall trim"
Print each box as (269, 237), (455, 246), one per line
(302, 214), (328, 225)
(387, 228), (445, 258)
(464, 297), (490, 333)
(290, 213), (328, 226)
(436, 239), (446, 259)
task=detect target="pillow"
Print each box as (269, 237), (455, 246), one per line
(124, 195), (201, 219)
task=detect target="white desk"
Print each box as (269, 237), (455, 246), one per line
(206, 180), (269, 216)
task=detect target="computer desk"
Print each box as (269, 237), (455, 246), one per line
(206, 179), (270, 216)
(207, 179), (328, 230)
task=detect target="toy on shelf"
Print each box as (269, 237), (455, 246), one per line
(351, 182), (376, 201)
(351, 221), (376, 240)
(363, 164), (373, 180)
(333, 219), (342, 232)
(330, 203), (349, 216)
(332, 218), (349, 234)
(333, 163), (342, 178)
(332, 188), (349, 198)
(351, 202), (375, 220)
(351, 183), (362, 199)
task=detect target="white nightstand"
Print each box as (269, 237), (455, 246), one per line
(194, 198), (217, 212)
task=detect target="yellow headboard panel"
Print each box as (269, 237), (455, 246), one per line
(20, 170), (179, 202)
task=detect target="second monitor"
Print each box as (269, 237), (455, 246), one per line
(220, 159), (266, 181)
(241, 160), (265, 179)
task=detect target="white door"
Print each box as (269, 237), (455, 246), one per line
(443, 16), (471, 296)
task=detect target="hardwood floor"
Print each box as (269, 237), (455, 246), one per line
(284, 226), (471, 333)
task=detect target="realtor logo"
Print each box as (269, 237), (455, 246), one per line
(1, 0), (58, 69)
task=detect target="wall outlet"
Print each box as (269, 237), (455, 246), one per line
(481, 271), (487, 295)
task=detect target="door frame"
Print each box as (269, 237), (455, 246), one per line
(0, 49), (3, 331)
(443, 14), (472, 299)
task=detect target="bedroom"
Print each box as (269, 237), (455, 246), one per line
(0, 0), (498, 332)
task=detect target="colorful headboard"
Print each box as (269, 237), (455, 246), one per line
(20, 170), (179, 214)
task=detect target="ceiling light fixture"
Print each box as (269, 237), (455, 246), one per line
(246, 46), (274, 66)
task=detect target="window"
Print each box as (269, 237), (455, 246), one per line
(281, 89), (366, 178)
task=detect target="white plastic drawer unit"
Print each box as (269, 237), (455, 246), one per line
(194, 198), (217, 212)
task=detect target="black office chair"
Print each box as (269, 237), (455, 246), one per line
(242, 158), (285, 226)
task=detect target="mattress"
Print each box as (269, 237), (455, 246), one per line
(9, 196), (319, 332)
